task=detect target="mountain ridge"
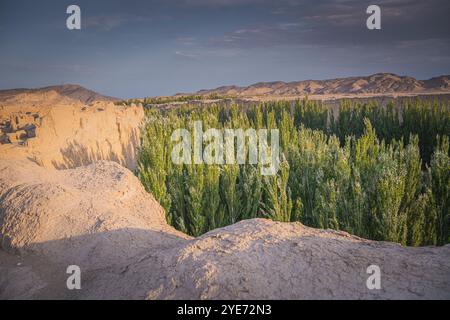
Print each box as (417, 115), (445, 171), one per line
(0, 84), (119, 105)
(196, 73), (450, 97)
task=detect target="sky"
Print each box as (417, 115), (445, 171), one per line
(0, 0), (449, 98)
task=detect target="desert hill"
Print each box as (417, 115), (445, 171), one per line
(197, 73), (450, 97)
(0, 84), (118, 106)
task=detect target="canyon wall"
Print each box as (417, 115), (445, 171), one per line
(0, 100), (144, 170)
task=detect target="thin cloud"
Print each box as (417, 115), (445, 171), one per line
(175, 37), (198, 46)
(205, 0), (450, 49)
(175, 51), (200, 59)
(84, 14), (150, 31)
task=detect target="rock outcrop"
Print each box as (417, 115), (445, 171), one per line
(0, 87), (144, 170)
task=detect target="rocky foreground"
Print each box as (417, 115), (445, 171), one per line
(0, 160), (449, 299)
(0, 86), (449, 299)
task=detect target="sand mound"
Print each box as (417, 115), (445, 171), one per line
(0, 160), (187, 270)
(86, 219), (450, 300)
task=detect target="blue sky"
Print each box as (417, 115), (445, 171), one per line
(1, 0), (449, 98)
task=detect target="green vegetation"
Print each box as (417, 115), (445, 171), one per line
(116, 93), (233, 106)
(138, 99), (450, 245)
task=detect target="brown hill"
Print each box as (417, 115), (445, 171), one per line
(197, 73), (450, 97)
(0, 84), (119, 105)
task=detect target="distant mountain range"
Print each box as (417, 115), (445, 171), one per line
(196, 73), (450, 97)
(1, 73), (450, 103)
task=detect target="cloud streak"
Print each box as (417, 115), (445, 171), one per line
(202, 0), (450, 49)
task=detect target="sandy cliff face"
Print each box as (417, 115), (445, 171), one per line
(0, 89), (144, 170)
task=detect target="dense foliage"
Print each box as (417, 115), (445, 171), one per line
(116, 93), (232, 106)
(138, 99), (450, 246)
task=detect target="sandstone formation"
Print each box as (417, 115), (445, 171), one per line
(0, 85), (144, 170)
